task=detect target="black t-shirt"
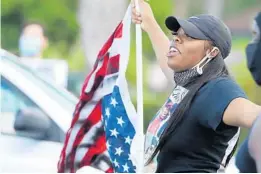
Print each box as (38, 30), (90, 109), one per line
(153, 77), (247, 173)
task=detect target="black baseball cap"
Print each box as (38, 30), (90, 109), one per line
(165, 14), (232, 59)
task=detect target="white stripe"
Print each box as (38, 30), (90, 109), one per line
(98, 160), (110, 171)
(65, 124), (83, 157)
(108, 39), (122, 57)
(100, 73), (119, 97)
(217, 128), (240, 173)
(98, 151), (111, 172)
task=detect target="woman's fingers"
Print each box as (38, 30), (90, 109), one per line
(132, 5), (141, 16)
(131, 2), (142, 25)
(132, 14), (142, 22)
(132, 18), (142, 24)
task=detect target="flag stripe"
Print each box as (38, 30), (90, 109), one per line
(69, 101), (102, 172)
(74, 121), (104, 167)
(80, 132), (107, 167)
(58, 101), (83, 173)
(106, 55), (120, 75)
(82, 53), (110, 100)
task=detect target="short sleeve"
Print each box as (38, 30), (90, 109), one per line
(195, 78), (247, 130)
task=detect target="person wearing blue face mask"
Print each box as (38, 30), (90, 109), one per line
(18, 22), (69, 88)
(19, 22), (48, 58)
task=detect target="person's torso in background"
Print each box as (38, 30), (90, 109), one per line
(19, 58), (69, 88)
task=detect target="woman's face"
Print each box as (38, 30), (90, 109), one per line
(167, 28), (210, 72)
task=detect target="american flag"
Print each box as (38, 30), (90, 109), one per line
(57, 5), (138, 173)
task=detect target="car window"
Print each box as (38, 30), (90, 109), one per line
(1, 53), (78, 115)
(1, 76), (64, 143)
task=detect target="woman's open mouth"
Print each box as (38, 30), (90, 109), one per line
(167, 46), (180, 58)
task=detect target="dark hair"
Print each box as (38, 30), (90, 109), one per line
(147, 53), (230, 164)
(21, 21), (46, 36)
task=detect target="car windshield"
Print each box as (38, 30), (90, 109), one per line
(1, 50), (78, 114)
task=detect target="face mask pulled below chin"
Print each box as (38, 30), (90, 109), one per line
(246, 42), (261, 85)
(19, 36), (42, 57)
(174, 48), (218, 87)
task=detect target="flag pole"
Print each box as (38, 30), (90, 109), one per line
(135, 0), (144, 172)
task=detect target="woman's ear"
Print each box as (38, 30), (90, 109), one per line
(209, 47), (220, 59)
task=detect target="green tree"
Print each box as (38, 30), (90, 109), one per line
(1, 0), (78, 55)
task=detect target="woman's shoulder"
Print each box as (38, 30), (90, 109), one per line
(199, 76), (247, 99)
(201, 76), (241, 91)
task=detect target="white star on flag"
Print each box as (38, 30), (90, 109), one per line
(106, 140), (111, 149)
(105, 108), (110, 117)
(110, 128), (119, 138)
(113, 158), (119, 168)
(122, 163), (129, 172)
(125, 136), (132, 145)
(110, 97), (118, 107)
(128, 154), (131, 161)
(115, 146), (123, 156)
(116, 116), (125, 127)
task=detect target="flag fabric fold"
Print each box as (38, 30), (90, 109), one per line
(58, 5), (139, 173)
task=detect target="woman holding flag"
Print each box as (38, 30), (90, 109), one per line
(132, 0), (261, 173)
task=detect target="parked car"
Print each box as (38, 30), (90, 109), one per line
(0, 49), (78, 172)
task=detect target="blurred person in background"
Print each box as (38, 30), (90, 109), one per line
(18, 22), (69, 88)
(236, 11), (261, 173)
(19, 22), (48, 58)
(132, 0), (261, 172)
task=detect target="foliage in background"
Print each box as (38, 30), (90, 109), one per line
(1, 0), (78, 56)
(223, 0), (261, 18)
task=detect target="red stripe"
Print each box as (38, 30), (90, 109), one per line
(70, 101), (84, 131)
(69, 101), (102, 172)
(106, 55), (120, 75)
(97, 22), (122, 58)
(79, 133), (107, 168)
(80, 69), (98, 100)
(106, 167), (114, 173)
(97, 31), (115, 58)
(114, 22), (123, 39)
(80, 53), (110, 102)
